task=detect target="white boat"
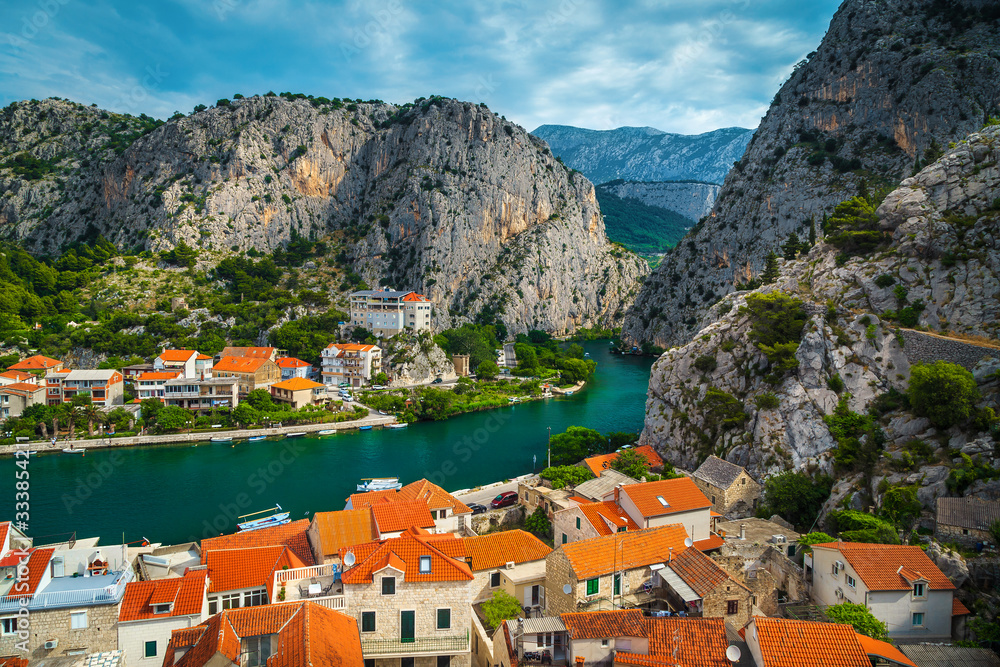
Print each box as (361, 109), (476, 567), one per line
(357, 477), (403, 492)
(564, 391), (575, 396)
(237, 505), (290, 532)
(385, 423), (407, 429)
(285, 432), (306, 438)
(248, 435), (266, 442)
(317, 429), (336, 435)
(210, 436), (233, 443)
(62, 447), (84, 454)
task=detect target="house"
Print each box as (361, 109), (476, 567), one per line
(218, 346), (280, 362)
(562, 609), (648, 666)
(0, 371), (36, 387)
(582, 445), (663, 478)
(204, 546), (306, 614)
(545, 524), (690, 615)
(745, 617), (880, 667)
(60, 369), (124, 407)
(340, 530), (474, 667)
(715, 517), (806, 614)
(616, 477), (720, 549)
(8, 355), (63, 373)
(212, 356), (281, 395)
(270, 377), (325, 409)
(349, 289), (433, 336)
(572, 470), (638, 503)
(154, 350), (199, 377)
(553, 500), (641, 545)
(44, 368), (71, 405)
(135, 371), (182, 400)
(370, 499), (437, 538)
(121, 363), (155, 380)
(307, 509), (380, 564)
(464, 529), (551, 606)
(518, 481), (578, 522)
(614, 617), (735, 667)
(163, 377), (240, 412)
(200, 519), (315, 567)
(347, 479), (474, 535)
(321, 343), (382, 388)
(658, 546), (752, 625)
(810, 542), (958, 641)
(691, 456), (762, 517)
(0, 382), (45, 419)
(276, 357), (312, 380)
(117, 570), (208, 667)
(935, 496), (1000, 548)
(161, 600), (364, 667)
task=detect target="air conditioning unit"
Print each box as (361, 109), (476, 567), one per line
(44, 639), (59, 650)
(505, 561), (516, 570)
(835, 588), (844, 599)
(772, 535), (786, 544)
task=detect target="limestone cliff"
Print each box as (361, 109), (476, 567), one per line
(597, 180), (720, 224)
(624, 0), (1000, 348)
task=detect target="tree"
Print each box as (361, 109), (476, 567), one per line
(525, 506), (551, 536)
(797, 532), (836, 553)
(611, 448), (651, 479)
(782, 232), (803, 260)
(82, 403), (103, 437)
(476, 360), (499, 381)
(539, 466), (594, 489)
(908, 360), (980, 429)
(826, 602), (890, 642)
(514, 343), (537, 370)
(549, 426), (604, 466)
(418, 387), (454, 420)
(232, 402), (261, 427)
(481, 590), (522, 629)
(157, 406), (194, 431)
(374, 372), (389, 385)
(607, 431), (639, 451)
(761, 251), (780, 283)
(559, 358), (594, 384)
(140, 398), (164, 424)
(758, 471), (832, 530)
(879, 485), (922, 531)
(827, 510), (900, 544)
(245, 388), (276, 412)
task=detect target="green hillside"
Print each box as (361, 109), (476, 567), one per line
(595, 188), (692, 255)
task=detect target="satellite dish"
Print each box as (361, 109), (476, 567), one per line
(344, 551), (356, 567)
(684, 537), (694, 548)
(562, 584), (573, 595)
(726, 646), (742, 663)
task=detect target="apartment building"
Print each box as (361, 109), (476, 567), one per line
(0, 382), (45, 419)
(135, 371), (182, 400)
(350, 289), (433, 336)
(276, 356), (312, 380)
(60, 369), (124, 407)
(163, 377), (240, 412)
(270, 377), (325, 409)
(212, 356), (281, 395)
(321, 343), (382, 388)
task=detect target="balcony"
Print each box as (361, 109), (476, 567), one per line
(361, 633), (470, 656)
(0, 567), (134, 612)
(273, 564), (344, 606)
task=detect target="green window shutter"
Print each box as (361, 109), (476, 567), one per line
(437, 608), (451, 629)
(361, 611), (376, 632)
(144, 641), (157, 658)
(586, 578), (599, 596)
(576, 517), (581, 529)
(562, 533), (567, 544)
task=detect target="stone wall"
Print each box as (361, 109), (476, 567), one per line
(544, 549), (577, 617)
(552, 507), (599, 546)
(543, 548), (654, 616)
(701, 579), (752, 628)
(935, 522), (992, 549)
(471, 507), (524, 536)
(718, 472), (762, 517)
(901, 330), (997, 372)
(0, 603), (121, 661)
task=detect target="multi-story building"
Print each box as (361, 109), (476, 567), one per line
(0, 382), (45, 419)
(153, 350), (214, 379)
(116, 570), (209, 667)
(615, 478), (720, 549)
(276, 357), (312, 380)
(163, 377), (240, 412)
(464, 530), (551, 606)
(135, 371), (182, 400)
(321, 343), (382, 388)
(349, 289), (433, 336)
(204, 546), (306, 615)
(270, 377), (325, 409)
(212, 357), (281, 396)
(60, 369), (124, 407)
(0, 370), (37, 386)
(553, 501), (640, 545)
(218, 346), (280, 362)
(44, 368), (71, 406)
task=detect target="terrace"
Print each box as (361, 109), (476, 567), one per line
(0, 567), (134, 612)
(272, 563), (344, 610)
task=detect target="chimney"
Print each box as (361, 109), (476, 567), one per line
(668, 547), (673, 562)
(740, 524), (746, 540)
(614, 484), (622, 504)
(576, 657), (585, 667)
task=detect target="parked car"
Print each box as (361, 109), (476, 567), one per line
(469, 503), (488, 515)
(491, 491), (518, 509)
(432, 377), (444, 384)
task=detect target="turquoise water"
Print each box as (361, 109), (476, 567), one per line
(3, 342), (653, 545)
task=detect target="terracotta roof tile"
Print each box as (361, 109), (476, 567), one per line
(119, 571), (207, 622)
(310, 510), (379, 559)
(276, 357), (311, 368)
(205, 546), (306, 593)
(9, 355), (61, 370)
(854, 633), (918, 667)
(271, 377), (324, 391)
(398, 479), (472, 514)
(200, 519), (314, 565)
(667, 547), (746, 597)
(0, 657), (29, 667)
(136, 371), (182, 381)
(214, 356), (271, 373)
(0, 383), (44, 396)
(561, 525), (690, 580)
(0, 371), (33, 382)
(562, 609), (647, 639)
(341, 531), (473, 584)
(812, 542), (954, 591)
(327, 343), (377, 352)
(157, 350), (198, 362)
(694, 534), (726, 552)
(617, 617), (731, 667)
(752, 618), (870, 667)
(401, 292), (430, 302)
(3, 548), (54, 598)
(578, 501), (641, 536)
(370, 498), (435, 534)
(267, 602), (364, 667)
(220, 347), (277, 359)
(348, 489), (400, 508)
(583, 445), (664, 477)
(620, 477), (712, 518)
(463, 530), (551, 571)
(196, 354), (213, 360)
(953, 598), (971, 616)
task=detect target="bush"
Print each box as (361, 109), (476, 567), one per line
(525, 506), (551, 536)
(744, 292), (807, 374)
(758, 471), (833, 530)
(549, 426), (606, 466)
(798, 532), (836, 553)
(908, 360), (980, 428)
(481, 590), (522, 629)
(874, 274), (895, 288)
(754, 392), (780, 410)
(694, 355), (717, 373)
(827, 509), (899, 544)
(611, 448), (652, 479)
(826, 374), (845, 393)
(826, 602), (890, 641)
(539, 466), (594, 489)
(824, 197), (886, 257)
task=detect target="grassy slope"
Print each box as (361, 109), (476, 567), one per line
(595, 188), (692, 254)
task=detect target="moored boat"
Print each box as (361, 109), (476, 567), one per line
(62, 447), (84, 454)
(237, 505), (290, 532)
(385, 423), (407, 429)
(248, 435), (266, 442)
(357, 477), (402, 492)
(317, 429), (336, 435)
(210, 436), (233, 443)
(285, 432), (306, 438)
(358, 425), (373, 431)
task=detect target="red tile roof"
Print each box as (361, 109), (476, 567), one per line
(854, 633), (918, 667)
(341, 531), (473, 584)
(4, 548), (54, 598)
(205, 546), (307, 593)
(562, 609), (647, 639)
(157, 350), (198, 362)
(618, 617), (731, 667)
(401, 292), (430, 302)
(272, 377), (324, 391)
(200, 519), (314, 565)
(268, 600), (365, 667)
(136, 371), (182, 381)
(667, 546), (747, 597)
(398, 478), (473, 514)
(0, 382), (44, 396)
(463, 530), (552, 571)
(348, 489), (399, 508)
(752, 618), (870, 667)
(214, 356), (272, 373)
(196, 354), (213, 361)
(0, 523), (9, 552)
(276, 357), (311, 368)
(327, 343), (377, 352)
(953, 598), (971, 616)
(8, 355), (61, 370)
(220, 346), (277, 359)
(310, 509), (379, 559)
(694, 534), (726, 552)
(119, 570), (207, 622)
(0, 371), (33, 382)
(370, 498), (436, 534)
(583, 445), (664, 477)
(620, 477), (712, 518)
(578, 501), (641, 536)
(0, 657), (29, 667)
(812, 542), (955, 591)
(561, 525), (690, 580)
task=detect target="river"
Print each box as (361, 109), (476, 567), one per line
(2, 341), (653, 546)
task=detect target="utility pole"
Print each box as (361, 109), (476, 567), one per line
(547, 426), (551, 468)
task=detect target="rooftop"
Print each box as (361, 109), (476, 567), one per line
(271, 377), (325, 391)
(717, 517), (801, 543)
(561, 609), (646, 639)
(560, 524), (690, 580)
(351, 289), (415, 298)
(119, 571), (207, 622)
(583, 445), (663, 477)
(573, 469), (638, 501)
(205, 546), (306, 593)
(310, 509), (379, 559)
(200, 519), (314, 566)
(620, 476), (713, 517)
(936, 496), (1000, 531)
(812, 542), (955, 592)
(0, 382), (44, 396)
(9, 355), (61, 370)
(370, 498), (436, 534)
(692, 455), (753, 489)
(751, 618), (870, 667)
(666, 546), (747, 598)
(618, 617), (732, 667)
(276, 357), (311, 368)
(214, 356), (271, 373)
(463, 530), (552, 571)
(398, 478), (472, 514)
(577, 501), (641, 536)
(340, 531), (473, 584)
(898, 644), (1000, 667)
(853, 633), (917, 667)
(219, 346), (276, 359)
(64, 369), (120, 381)
(157, 350), (198, 362)
(136, 371), (182, 381)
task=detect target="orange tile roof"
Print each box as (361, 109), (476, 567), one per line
(0, 657), (29, 667)
(196, 354), (212, 360)
(348, 489), (399, 508)
(854, 633), (918, 667)
(158, 350), (198, 362)
(205, 545), (306, 593)
(402, 292), (430, 301)
(214, 356), (271, 373)
(583, 445), (664, 477)
(268, 600), (365, 667)
(272, 377), (325, 391)
(562, 609), (647, 639)
(620, 477), (712, 518)
(667, 546), (746, 598)
(0, 371), (33, 382)
(578, 501), (641, 536)
(694, 534), (726, 552)
(328, 343), (376, 352)
(4, 548), (54, 598)
(136, 371), (182, 381)
(0, 523), (9, 551)
(953, 598), (971, 616)
(463, 530), (552, 571)
(501, 620), (519, 667)
(398, 478), (473, 514)
(370, 498), (435, 534)
(340, 531), (473, 584)
(310, 509), (379, 559)
(812, 542), (955, 591)
(8, 355), (61, 370)
(752, 618), (870, 667)
(617, 617), (731, 667)
(276, 357), (311, 368)
(119, 570), (208, 622)
(561, 525), (690, 580)
(201, 519), (314, 565)
(0, 382), (44, 396)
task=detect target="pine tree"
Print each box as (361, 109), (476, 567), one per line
(782, 232), (802, 260)
(761, 251), (780, 283)
(808, 217), (817, 246)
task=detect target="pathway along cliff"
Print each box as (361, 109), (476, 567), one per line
(5, 342), (652, 545)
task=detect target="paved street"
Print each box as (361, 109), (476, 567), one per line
(453, 474), (537, 506)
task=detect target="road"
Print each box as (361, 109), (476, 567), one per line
(453, 474), (537, 506)
(503, 343), (517, 368)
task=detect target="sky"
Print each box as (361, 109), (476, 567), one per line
(0, 0), (842, 135)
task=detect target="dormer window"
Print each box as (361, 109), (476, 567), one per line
(656, 496), (669, 507)
(153, 603), (172, 615)
(913, 583), (925, 598)
(381, 576), (396, 595)
(419, 556), (432, 574)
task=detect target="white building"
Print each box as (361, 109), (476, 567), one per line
(350, 289), (433, 337)
(117, 570), (208, 667)
(276, 356), (312, 380)
(321, 343), (382, 388)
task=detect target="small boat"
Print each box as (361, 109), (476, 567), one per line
(357, 477), (402, 492)
(62, 447), (84, 454)
(248, 435), (266, 442)
(237, 505), (290, 532)
(210, 436), (233, 443)
(317, 429), (336, 435)
(285, 432), (306, 438)
(385, 423), (407, 429)
(358, 425), (373, 431)
(378, 410), (388, 415)
(564, 391), (575, 396)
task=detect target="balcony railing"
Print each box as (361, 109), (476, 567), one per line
(361, 633), (469, 656)
(275, 563), (334, 584)
(0, 568), (134, 612)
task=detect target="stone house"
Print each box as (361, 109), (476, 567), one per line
(269, 377), (325, 409)
(464, 530), (551, 607)
(572, 470), (637, 503)
(935, 496), (1000, 547)
(690, 456), (761, 517)
(562, 609), (649, 666)
(307, 509), (380, 565)
(544, 525), (690, 616)
(212, 356), (281, 395)
(553, 501), (640, 546)
(218, 346), (280, 362)
(340, 530), (474, 667)
(347, 479), (475, 536)
(116, 570), (208, 667)
(518, 481), (576, 522)
(615, 477), (720, 549)
(658, 546), (752, 626)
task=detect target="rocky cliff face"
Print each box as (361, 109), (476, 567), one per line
(640, 126), (1000, 512)
(0, 96), (646, 334)
(531, 125), (753, 185)
(597, 180), (720, 223)
(624, 0), (1000, 348)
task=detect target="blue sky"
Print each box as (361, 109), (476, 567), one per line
(0, 0), (842, 135)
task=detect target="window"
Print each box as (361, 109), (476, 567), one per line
(420, 556), (432, 574)
(912, 612), (924, 627)
(0, 618), (16, 635)
(365, 660), (376, 667)
(144, 641), (157, 658)
(913, 583), (925, 598)
(402, 659), (414, 667)
(586, 578), (599, 596)
(601, 639), (609, 648)
(438, 657), (451, 667)
(382, 576), (396, 595)
(846, 575), (856, 588)
(832, 562), (840, 576)
(614, 573), (621, 596)
(711, 495), (716, 503)
(727, 600), (739, 615)
(70, 611), (88, 629)
(562, 534), (567, 544)
(656, 495), (669, 507)
(361, 611), (376, 633)
(243, 635), (273, 667)
(222, 592), (241, 609)
(208, 597), (218, 615)
(431, 510), (438, 520)
(437, 608), (451, 629)
(244, 588), (267, 607)
(490, 572), (501, 588)
(617, 526), (626, 533)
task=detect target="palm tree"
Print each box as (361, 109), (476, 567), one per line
(67, 406), (81, 440)
(82, 404), (103, 437)
(52, 416), (59, 442)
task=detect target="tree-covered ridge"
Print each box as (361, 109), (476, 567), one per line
(594, 187), (692, 254)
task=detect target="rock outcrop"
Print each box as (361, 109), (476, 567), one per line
(624, 0), (1000, 348)
(597, 180), (720, 224)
